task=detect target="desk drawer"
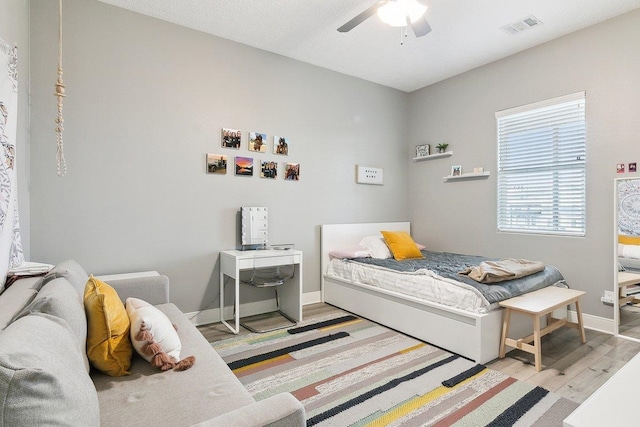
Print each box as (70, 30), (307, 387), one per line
(237, 254), (300, 269)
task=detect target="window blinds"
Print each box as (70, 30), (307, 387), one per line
(496, 92), (586, 236)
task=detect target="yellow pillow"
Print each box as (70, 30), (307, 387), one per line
(380, 231), (424, 261)
(619, 235), (640, 246)
(84, 275), (132, 376)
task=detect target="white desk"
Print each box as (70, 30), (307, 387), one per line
(564, 352), (640, 426)
(219, 249), (303, 334)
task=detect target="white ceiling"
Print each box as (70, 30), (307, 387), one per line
(96, 0), (640, 92)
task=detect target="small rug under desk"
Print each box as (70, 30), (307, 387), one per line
(211, 312), (579, 426)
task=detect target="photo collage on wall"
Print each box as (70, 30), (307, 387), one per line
(206, 128), (299, 180)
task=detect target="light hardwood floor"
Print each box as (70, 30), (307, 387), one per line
(198, 303), (640, 404)
(619, 303), (640, 339)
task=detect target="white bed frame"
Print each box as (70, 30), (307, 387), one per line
(320, 222), (534, 364)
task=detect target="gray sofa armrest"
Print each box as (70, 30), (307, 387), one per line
(191, 393), (305, 427)
(101, 274), (170, 305)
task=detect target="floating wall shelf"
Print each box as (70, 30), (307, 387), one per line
(413, 151), (453, 162)
(443, 171), (491, 182)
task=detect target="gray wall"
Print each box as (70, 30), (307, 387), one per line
(28, 0), (409, 312)
(408, 9), (640, 318)
(0, 0), (30, 260)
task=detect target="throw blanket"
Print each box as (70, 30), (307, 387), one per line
(460, 258), (545, 284)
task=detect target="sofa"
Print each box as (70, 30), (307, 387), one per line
(0, 260), (305, 427)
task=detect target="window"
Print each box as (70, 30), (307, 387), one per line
(496, 92), (586, 236)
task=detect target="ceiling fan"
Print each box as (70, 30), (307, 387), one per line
(337, 0), (432, 38)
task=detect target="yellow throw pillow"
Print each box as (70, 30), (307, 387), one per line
(619, 235), (640, 246)
(380, 231), (424, 261)
(84, 275), (132, 376)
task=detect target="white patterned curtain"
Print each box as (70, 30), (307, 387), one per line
(0, 37), (24, 292)
(618, 179), (640, 236)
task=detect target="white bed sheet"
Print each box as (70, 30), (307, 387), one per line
(327, 258), (499, 314)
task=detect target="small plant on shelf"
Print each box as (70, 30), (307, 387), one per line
(436, 143), (449, 153)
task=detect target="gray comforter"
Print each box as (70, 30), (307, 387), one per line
(349, 250), (566, 304)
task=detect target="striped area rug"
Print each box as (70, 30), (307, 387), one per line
(212, 312), (579, 426)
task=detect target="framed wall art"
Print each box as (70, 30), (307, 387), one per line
(285, 163), (300, 181)
(261, 160), (278, 179)
(222, 128), (241, 149)
(274, 136), (289, 155)
(249, 132), (267, 153)
(235, 156), (254, 176)
(206, 153), (227, 175)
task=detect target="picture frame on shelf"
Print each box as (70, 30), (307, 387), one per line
(451, 165), (462, 176)
(415, 144), (430, 158)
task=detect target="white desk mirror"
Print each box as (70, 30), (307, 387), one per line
(615, 178), (640, 339)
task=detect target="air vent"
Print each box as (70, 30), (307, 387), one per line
(501, 15), (543, 35)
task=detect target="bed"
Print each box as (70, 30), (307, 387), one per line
(320, 222), (566, 364)
(618, 235), (640, 271)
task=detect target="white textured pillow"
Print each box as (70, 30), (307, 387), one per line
(620, 244), (640, 260)
(126, 297), (181, 362)
(359, 236), (393, 259)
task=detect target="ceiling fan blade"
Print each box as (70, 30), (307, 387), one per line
(410, 16), (432, 37)
(337, 1), (387, 33)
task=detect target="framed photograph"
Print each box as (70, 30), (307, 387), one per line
(415, 144), (430, 158)
(630, 162), (637, 173)
(249, 132), (267, 153)
(261, 160), (278, 179)
(235, 156), (254, 176)
(221, 128), (241, 149)
(617, 163), (625, 174)
(274, 136), (289, 155)
(284, 163), (300, 181)
(206, 154), (227, 175)
(451, 165), (462, 176)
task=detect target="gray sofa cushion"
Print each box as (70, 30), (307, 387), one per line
(15, 278), (90, 373)
(0, 313), (99, 426)
(93, 303), (255, 427)
(0, 277), (43, 330)
(42, 259), (90, 297)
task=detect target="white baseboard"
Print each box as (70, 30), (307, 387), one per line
(187, 291), (323, 326)
(568, 310), (615, 334)
(302, 291), (322, 305)
(186, 296), (615, 334)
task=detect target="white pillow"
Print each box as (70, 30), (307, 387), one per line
(329, 246), (371, 260)
(126, 297), (181, 362)
(359, 236), (393, 259)
(620, 243), (640, 260)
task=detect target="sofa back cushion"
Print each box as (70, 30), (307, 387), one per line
(15, 278), (90, 373)
(0, 277), (43, 330)
(0, 313), (100, 426)
(84, 276), (132, 376)
(43, 259), (90, 297)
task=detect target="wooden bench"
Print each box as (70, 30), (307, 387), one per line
(499, 286), (586, 371)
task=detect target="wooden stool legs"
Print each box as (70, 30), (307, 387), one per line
(499, 295), (586, 372)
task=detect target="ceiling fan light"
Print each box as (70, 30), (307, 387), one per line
(402, 0), (428, 23)
(378, 0), (427, 27)
(377, 2), (406, 27)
